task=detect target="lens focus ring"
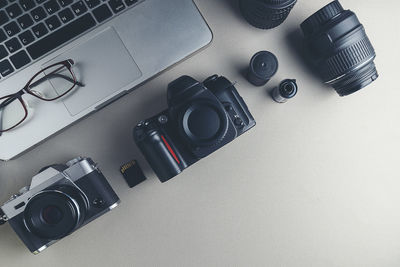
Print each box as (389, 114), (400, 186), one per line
(239, 0), (297, 29)
(301, 1), (343, 35)
(322, 35), (376, 82)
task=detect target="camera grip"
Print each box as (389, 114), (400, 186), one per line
(135, 129), (184, 182)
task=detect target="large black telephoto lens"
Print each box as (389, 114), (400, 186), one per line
(301, 1), (378, 96)
(239, 0), (297, 29)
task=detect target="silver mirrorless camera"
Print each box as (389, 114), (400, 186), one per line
(0, 157), (120, 254)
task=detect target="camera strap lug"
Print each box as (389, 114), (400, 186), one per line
(0, 210), (8, 225)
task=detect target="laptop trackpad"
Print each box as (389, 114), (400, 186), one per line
(46, 27), (142, 116)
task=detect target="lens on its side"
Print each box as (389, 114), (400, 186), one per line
(301, 0), (378, 96)
(24, 187), (87, 240)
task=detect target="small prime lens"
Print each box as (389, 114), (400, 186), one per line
(24, 187), (86, 240)
(247, 51), (279, 86)
(239, 0), (297, 29)
(301, 1), (378, 96)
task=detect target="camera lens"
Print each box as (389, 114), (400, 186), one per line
(41, 205), (64, 225)
(239, 0), (297, 29)
(301, 1), (378, 96)
(24, 187), (87, 240)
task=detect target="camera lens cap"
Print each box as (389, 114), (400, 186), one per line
(183, 103), (222, 142)
(247, 51), (279, 86)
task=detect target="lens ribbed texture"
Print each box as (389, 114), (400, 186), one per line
(333, 62), (378, 96)
(322, 35), (376, 81)
(301, 1), (343, 35)
(239, 0), (297, 29)
(261, 0), (294, 5)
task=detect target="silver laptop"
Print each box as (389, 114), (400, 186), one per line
(0, 0), (212, 161)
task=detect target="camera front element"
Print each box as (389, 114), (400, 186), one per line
(23, 187), (87, 240)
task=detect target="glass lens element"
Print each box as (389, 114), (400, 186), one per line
(0, 97), (26, 132)
(41, 205), (64, 225)
(28, 64), (75, 100)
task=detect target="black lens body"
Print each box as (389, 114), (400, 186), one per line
(301, 1), (378, 96)
(239, 0), (297, 29)
(23, 187), (87, 240)
(7, 169), (119, 253)
(134, 75), (256, 182)
(247, 51), (279, 86)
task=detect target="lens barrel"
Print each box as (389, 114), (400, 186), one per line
(239, 0), (297, 29)
(24, 186), (87, 240)
(301, 1), (378, 96)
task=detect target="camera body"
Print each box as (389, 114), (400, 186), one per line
(134, 75), (256, 182)
(0, 157), (120, 254)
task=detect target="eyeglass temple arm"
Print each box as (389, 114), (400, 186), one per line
(0, 95), (21, 136)
(28, 73), (85, 90)
(0, 108), (3, 136)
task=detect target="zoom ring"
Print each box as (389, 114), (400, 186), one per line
(260, 0), (294, 6)
(321, 35), (376, 82)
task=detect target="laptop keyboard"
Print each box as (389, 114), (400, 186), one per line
(0, 0), (143, 81)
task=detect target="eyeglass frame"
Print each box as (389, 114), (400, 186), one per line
(0, 59), (77, 133)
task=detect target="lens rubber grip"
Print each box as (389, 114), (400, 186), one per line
(301, 1), (344, 35)
(321, 35), (376, 82)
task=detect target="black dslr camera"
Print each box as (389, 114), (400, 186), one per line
(0, 157), (120, 254)
(134, 75), (256, 182)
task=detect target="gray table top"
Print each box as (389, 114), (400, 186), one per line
(1, 0), (399, 266)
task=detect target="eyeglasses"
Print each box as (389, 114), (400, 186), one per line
(0, 59), (82, 135)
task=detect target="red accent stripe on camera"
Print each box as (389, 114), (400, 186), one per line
(161, 135), (180, 164)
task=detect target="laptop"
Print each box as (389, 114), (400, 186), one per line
(0, 0), (212, 161)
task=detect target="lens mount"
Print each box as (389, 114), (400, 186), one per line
(24, 187), (87, 240)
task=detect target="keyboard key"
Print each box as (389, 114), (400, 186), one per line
(5, 37), (22, 53)
(10, 50), (31, 69)
(0, 45), (8, 60)
(20, 0), (36, 11)
(44, 0), (60, 14)
(85, 0), (100, 8)
(0, 59), (15, 77)
(19, 30), (35, 45)
(58, 8), (74, 23)
(108, 0), (125, 13)
(31, 6), (47, 21)
(0, 0), (7, 8)
(4, 21), (21, 37)
(58, 0), (73, 7)
(93, 4), (112, 23)
(6, 3), (23, 18)
(0, 10), (10, 26)
(17, 14), (34, 29)
(32, 23), (48, 38)
(71, 1), (88, 16)
(124, 0), (137, 6)
(27, 13), (96, 60)
(0, 29), (7, 42)
(45, 15), (61, 30)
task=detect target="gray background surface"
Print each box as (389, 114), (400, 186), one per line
(0, 0), (399, 266)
